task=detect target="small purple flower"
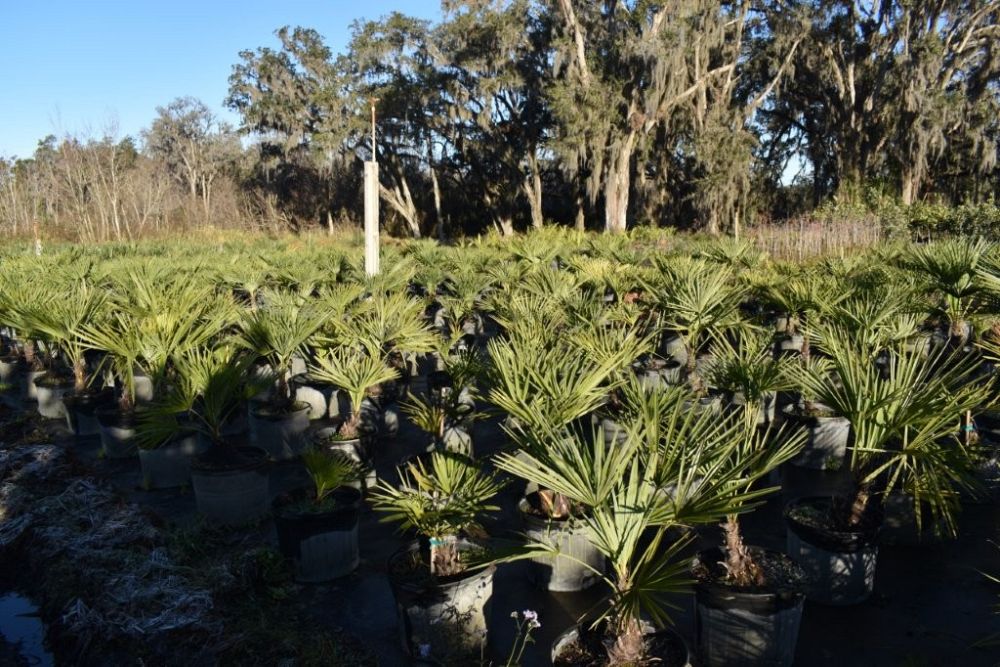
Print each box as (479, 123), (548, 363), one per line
(522, 609), (541, 628)
(418, 643), (432, 659)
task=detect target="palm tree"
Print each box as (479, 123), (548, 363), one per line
(763, 268), (846, 362)
(798, 322), (989, 535)
(81, 270), (235, 412)
(902, 237), (991, 342)
(641, 258), (748, 390)
(705, 329), (794, 425)
(309, 347), (399, 439)
(370, 451), (502, 576)
(499, 381), (792, 664)
(28, 279), (108, 392)
(138, 346), (270, 452)
(237, 289), (329, 410)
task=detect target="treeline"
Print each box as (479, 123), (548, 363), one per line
(3, 0), (999, 240)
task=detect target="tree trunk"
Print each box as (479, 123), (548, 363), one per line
(430, 166), (444, 240)
(575, 193), (586, 231)
(604, 134), (636, 233)
(524, 153), (544, 230)
(901, 165), (918, 206)
(722, 515), (764, 587)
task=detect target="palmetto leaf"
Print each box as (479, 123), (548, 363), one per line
(370, 452), (501, 540)
(495, 420), (640, 509)
(309, 347), (399, 421)
(302, 449), (361, 502)
(801, 322), (989, 534)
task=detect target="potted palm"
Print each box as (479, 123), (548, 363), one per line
(641, 258), (747, 399)
(902, 238), (990, 346)
(433, 267), (491, 340)
(404, 346), (484, 457)
(82, 276), (233, 458)
(706, 329), (793, 426)
(348, 291), (439, 406)
(689, 424), (808, 667)
(790, 323), (988, 604)
(762, 270), (845, 359)
(27, 281), (110, 429)
(0, 288), (52, 404)
(291, 283), (366, 420)
(401, 391), (480, 458)
(488, 324), (648, 592)
(135, 348), (223, 489)
(308, 346), (399, 468)
(178, 348), (273, 525)
(79, 310), (144, 458)
(273, 448), (363, 582)
(763, 272), (858, 471)
(535, 383), (789, 666)
(238, 290), (329, 460)
(370, 452), (502, 662)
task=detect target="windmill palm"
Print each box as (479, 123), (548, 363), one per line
(763, 268), (847, 362)
(487, 322), (648, 437)
(642, 258), (749, 390)
(137, 346), (270, 451)
(370, 451), (502, 576)
(902, 237), (991, 341)
(309, 347), (399, 439)
(28, 279), (108, 392)
(705, 329), (795, 425)
(498, 380), (795, 665)
(237, 289), (330, 409)
(798, 322), (989, 535)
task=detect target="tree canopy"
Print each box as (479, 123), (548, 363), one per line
(2, 0), (998, 239)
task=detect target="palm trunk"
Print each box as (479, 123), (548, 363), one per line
(73, 357), (87, 392)
(608, 614), (644, 665)
(722, 515), (763, 586)
(844, 483), (872, 529)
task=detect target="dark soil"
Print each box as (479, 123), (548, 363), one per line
(275, 487), (357, 515)
(387, 542), (491, 587)
(521, 490), (588, 520)
(191, 444), (266, 472)
(693, 546), (809, 593)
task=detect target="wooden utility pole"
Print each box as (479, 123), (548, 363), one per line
(364, 98), (380, 277)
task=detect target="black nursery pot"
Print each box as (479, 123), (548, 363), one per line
(693, 547), (807, 667)
(249, 401), (311, 460)
(518, 493), (603, 592)
(273, 487), (361, 582)
(33, 372), (74, 420)
(387, 540), (495, 661)
(784, 496), (879, 605)
(95, 405), (138, 458)
(0, 355), (23, 385)
(63, 387), (114, 436)
(191, 445), (270, 526)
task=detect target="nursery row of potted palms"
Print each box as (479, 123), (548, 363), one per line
(1, 231), (998, 665)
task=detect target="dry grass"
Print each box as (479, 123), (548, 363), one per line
(744, 215), (883, 261)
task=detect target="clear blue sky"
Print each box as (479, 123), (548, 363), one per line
(0, 0), (441, 160)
